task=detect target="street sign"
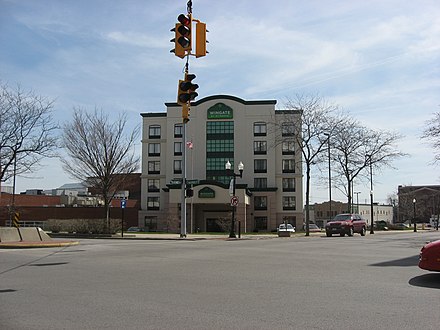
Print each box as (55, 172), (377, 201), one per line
(170, 179), (183, 184)
(231, 196), (239, 206)
(187, 179), (199, 185)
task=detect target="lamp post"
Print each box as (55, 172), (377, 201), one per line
(323, 133), (332, 221)
(367, 154), (374, 234)
(413, 198), (417, 232)
(225, 160), (244, 238)
(354, 191), (361, 213)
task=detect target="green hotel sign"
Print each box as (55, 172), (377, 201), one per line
(199, 187), (215, 198)
(207, 103), (233, 119)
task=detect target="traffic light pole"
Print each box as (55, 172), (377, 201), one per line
(180, 119), (187, 238)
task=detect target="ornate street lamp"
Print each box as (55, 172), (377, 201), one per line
(413, 198), (417, 232)
(225, 160), (244, 238)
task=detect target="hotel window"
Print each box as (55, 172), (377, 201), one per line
(149, 125), (161, 139)
(147, 179), (160, 192)
(282, 178), (295, 192)
(282, 159), (295, 173)
(174, 124), (183, 138)
(148, 143), (160, 157)
(148, 161), (160, 174)
(283, 196), (296, 210)
(254, 196), (267, 210)
(253, 122), (266, 136)
(253, 141), (267, 155)
(282, 141), (295, 155)
(206, 121), (234, 184)
(174, 160), (182, 174)
(254, 159), (267, 173)
(281, 122), (294, 136)
(254, 178), (267, 189)
(254, 217), (268, 231)
(147, 197), (160, 210)
(174, 142), (183, 156)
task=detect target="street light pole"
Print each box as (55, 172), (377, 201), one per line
(324, 133), (332, 221)
(354, 192), (361, 213)
(367, 155), (374, 234)
(413, 198), (417, 232)
(225, 161), (244, 239)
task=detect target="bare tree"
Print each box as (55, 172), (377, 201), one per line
(331, 118), (405, 211)
(272, 94), (342, 236)
(0, 83), (58, 183)
(421, 110), (440, 164)
(61, 108), (140, 231)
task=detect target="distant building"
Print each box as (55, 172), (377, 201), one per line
(312, 200), (394, 228)
(47, 182), (88, 196)
(398, 185), (440, 223)
(0, 174), (142, 228)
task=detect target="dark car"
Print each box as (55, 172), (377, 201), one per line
(374, 220), (389, 231)
(127, 227), (142, 232)
(325, 213), (367, 237)
(419, 239), (440, 272)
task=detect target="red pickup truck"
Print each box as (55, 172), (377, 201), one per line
(325, 213), (367, 237)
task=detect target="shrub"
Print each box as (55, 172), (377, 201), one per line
(45, 219), (63, 233)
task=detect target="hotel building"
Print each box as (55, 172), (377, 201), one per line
(139, 95), (303, 233)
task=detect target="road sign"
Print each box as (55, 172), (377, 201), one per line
(13, 212), (20, 228)
(121, 200), (126, 209)
(230, 196), (239, 206)
(187, 179), (199, 185)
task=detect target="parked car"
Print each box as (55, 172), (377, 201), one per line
(325, 213), (367, 237)
(390, 223), (410, 230)
(419, 239), (440, 272)
(302, 223), (321, 232)
(127, 227), (142, 232)
(278, 223), (295, 232)
(374, 220), (389, 231)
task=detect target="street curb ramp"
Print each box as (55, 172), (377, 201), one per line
(0, 227), (78, 248)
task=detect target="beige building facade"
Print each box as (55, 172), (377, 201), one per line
(139, 95), (303, 233)
(312, 201), (394, 228)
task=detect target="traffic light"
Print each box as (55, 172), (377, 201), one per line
(186, 187), (194, 198)
(182, 103), (190, 123)
(170, 14), (192, 58)
(195, 21), (208, 58)
(170, 24), (185, 58)
(172, 14), (192, 58)
(177, 73), (199, 105)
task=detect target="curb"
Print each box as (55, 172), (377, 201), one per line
(0, 240), (80, 249)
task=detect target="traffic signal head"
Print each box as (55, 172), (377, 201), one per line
(177, 14), (192, 51)
(186, 187), (194, 198)
(177, 73), (199, 105)
(195, 21), (208, 58)
(170, 14), (192, 58)
(182, 103), (190, 123)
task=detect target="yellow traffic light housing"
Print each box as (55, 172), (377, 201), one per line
(170, 23), (185, 58)
(195, 21), (207, 58)
(170, 14), (192, 58)
(182, 103), (190, 123)
(177, 73), (199, 105)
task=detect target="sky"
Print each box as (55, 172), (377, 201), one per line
(1, 0), (439, 205)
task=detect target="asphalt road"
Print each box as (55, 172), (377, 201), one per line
(1, 231), (439, 330)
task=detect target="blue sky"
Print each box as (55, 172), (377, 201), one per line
(1, 0), (439, 204)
